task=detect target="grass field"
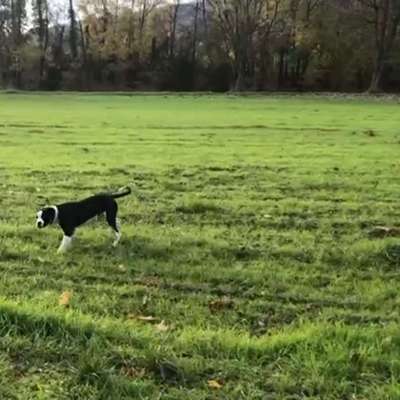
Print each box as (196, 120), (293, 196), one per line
(0, 93), (400, 399)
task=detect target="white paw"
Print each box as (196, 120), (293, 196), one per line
(112, 232), (121, 248)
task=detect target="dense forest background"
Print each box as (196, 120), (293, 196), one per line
(0, 0), (399, 92)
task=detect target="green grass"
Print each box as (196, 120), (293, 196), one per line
(0, 92), (400, 399)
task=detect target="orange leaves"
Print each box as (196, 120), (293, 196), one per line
(208, 379), (223, 389)
(154, 320), (169, 332)
(58, 291), (73, 307)
(128, 314), (171, 333)
(120, 365), (146, 379)
(208, 297), (235, 313)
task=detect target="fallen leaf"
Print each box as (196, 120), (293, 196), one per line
(368, 226), (400, 238)
(154, 320), (169, 332)
(137, 276), (161, 287)
(136, 315), (158, 322)
(59, 291), (73, 307)
(120, 366), (146, 378)
(118, 264), (127, 272)
(128, 314), (159, 323)
(208, 379), (223, 389)
(208, 297), (235, 312)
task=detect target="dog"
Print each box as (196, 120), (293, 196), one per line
(36, 186), (131, 253)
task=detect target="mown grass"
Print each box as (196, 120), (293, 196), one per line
(0, 92), (399, 399)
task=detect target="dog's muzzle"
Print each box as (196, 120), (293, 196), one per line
(36, 220), (44, 229)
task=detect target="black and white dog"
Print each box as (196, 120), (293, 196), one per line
(36, 187), (131, 253)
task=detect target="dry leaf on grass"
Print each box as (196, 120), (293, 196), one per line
(208, 297), (235, 312)
(136, 315), (158, 322)
(120, 366), (146, 378)
(59, 291), (73, 307)
(128, 314), (159, 323)
(154, 320), (169, 332)
(208, 379), (223, 389)
(368, 226), (400, 238)
(142, 295), (149, 306)
(118, 264), (127, 272)
(137, 276), (161, 288)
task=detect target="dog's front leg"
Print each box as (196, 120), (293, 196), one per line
(112, 231), (121, 247)
(57, 235), (73, 253)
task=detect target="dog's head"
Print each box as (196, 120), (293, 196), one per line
(36, 207), (56, 229)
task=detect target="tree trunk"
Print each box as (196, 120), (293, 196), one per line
(191, 0), (200, 65)
(366, 0), (400, 93)
(79, 20), (90, 90)
(69, 0), (78, 59)
(369, 56), (384, 93)
(39, 55), (45, 84)
(278, 48), (285, 88)
(168, 1), (180, 59)
(234, 57), (247, 91)
(127, 0), (136, 54)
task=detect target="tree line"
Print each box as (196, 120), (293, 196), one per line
(0, 0), (399, 92)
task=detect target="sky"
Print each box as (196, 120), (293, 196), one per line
(29, 0), (193, 26)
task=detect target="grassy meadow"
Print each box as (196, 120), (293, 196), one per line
(0, 93), (400, 399)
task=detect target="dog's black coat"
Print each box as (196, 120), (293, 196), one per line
(37, 187), (131, 248)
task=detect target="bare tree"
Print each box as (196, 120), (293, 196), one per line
(208, 0), (282, 90)
(191, 0), (200, 64)
(69, 0), (78, 59)
(358, 0), (400, 92)
(32, 0), (49, 84)
(280, 0), (322, 88)
(137, 0), (161, 60)
(0, 0), (11, 86)
(167, 0), (180, 59)
(10, 0), (25, 87)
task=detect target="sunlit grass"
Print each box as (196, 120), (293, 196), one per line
(0, 93), (399, 398)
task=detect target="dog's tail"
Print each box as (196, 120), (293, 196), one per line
(111, 186), (132, 199)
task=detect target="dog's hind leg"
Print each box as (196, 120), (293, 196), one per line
(113, 219), (121, 247)
(106, 202), (121, 247)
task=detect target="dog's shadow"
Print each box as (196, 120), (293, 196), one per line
(57, 233), (264, 266)
(68, 234), (179, 262)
